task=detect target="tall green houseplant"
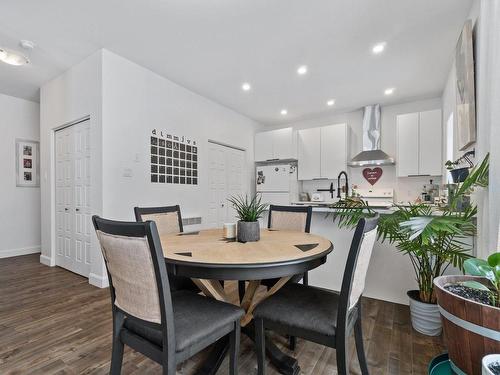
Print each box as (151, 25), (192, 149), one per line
(331, 153), (489, 303)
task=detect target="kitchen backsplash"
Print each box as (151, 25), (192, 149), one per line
(300, 166), (443, 203)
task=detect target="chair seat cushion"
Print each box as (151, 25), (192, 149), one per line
(254, 283), (339, 337)
(123, 290), (243, 352)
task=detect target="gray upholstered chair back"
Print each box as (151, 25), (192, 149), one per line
(339, 215), (379, 314)
(267, 205), (313, 233)
(347, 226), (377, 310)
(134, 205), (183, 235)
(96, 230), (162, 323)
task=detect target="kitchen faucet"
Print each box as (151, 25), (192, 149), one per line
(337, 171), (349, 200)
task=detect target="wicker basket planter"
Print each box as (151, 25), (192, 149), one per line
(434, 275), (500, 375)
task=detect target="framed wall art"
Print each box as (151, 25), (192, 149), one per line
(16, 139), (40, 187)
(455, 20), (476, 151)
(150, 129), (198, 185)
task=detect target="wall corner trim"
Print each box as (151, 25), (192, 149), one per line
(89, 272), (109, 289)
(0, 246), (41, 259)
(39, 254), (55, 266)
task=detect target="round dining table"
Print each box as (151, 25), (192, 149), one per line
(161, 228), (333, 375)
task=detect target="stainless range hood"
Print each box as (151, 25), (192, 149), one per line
(348, 104), (395, 167)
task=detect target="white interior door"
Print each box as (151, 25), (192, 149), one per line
(55, 119), (92, 277)
(207, 142), (246, 228)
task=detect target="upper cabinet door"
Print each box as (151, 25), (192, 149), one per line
(397, 113), (419, 176)
(298, 127), (321, 180)
(254, 131), (274, 161)
(419, 109), (442, 176)
(273, 127), (295, 160)
(321, 124), (347, 179)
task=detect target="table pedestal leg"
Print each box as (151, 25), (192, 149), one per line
(193, 336), (229, 375)
(192, 277), (300, 375)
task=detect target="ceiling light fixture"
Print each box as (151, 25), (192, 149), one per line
(241, 82), (251, 91)
(280, 109), (288, 115)
(372, 42), (386, 54)
(0, 47), (29, 66)
(297, 65), (308, 75)
(384, 87), (395, 95)
(327, 99), (335, 106)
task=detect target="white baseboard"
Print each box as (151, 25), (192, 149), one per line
(89, 272), (109, 288)
(40, 254), (55, 266)
(0, 246), (41, 259)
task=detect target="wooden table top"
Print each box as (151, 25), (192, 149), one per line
(161, 228), (332, 266)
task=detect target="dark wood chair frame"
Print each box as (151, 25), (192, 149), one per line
(92, 216), (241, 375)
(134, 205), (201, 292)
(254, 215), (379, 375)
(134, 205), (184, 232)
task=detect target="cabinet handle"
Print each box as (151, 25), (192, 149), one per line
(407, 174), (430, 177)
(312, 178), (328, 180)
(265, 158), (280, 162)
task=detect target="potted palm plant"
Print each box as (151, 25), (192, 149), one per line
(330, 153), (489, 336)
(228, 194), (268, 243)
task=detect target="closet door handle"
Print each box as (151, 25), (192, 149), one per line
(64, 208), (69, 211)
(76, 208), (80, 212)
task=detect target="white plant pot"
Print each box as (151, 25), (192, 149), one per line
(482, 354), (500, 375)
(407, 290), (442, 336)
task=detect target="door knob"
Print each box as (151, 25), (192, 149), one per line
(221, 203), (225, 207)
(64, 208), (69, 211)
(76, 208), (80, 212)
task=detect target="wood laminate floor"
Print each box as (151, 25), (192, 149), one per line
(0, 255), (445, 374)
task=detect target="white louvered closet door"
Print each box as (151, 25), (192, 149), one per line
(55, 119), (92, 277)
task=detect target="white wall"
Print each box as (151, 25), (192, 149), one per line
(40, 49), (261, 287)
(0, 94), (40, 258)
(101, 50), (260, 223)
(441, 0), (500, 257)
(40, 50), (105, 286)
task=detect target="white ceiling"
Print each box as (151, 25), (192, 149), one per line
(0, 0), (473, 125)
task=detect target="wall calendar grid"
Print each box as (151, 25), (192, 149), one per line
(150, 129), (198, 185)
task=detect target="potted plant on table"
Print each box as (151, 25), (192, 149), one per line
(433, 251), (500, 375)
(330, 154), (489, 337)
(228, 194), (268, 243)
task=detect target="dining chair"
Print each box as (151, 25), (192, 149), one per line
(253, 215), (379, 375)
(134, 205), (198, 292)
(92, 216), (244, 375)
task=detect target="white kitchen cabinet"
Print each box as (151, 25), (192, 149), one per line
(254, 127), (295, 161)
(397, 109), (442, 177)
(419, 110), (443, 176)
(298, 123), (347, 180)
(321, 124), (347, 179)
(397, 113), (420, 176)
(298, 127), (321, 180)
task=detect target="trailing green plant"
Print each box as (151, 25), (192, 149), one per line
(329, 153), (489, 304)
(462, 252), (500, 307)
(228, 194), (268, 222)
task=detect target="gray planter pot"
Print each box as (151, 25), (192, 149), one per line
(407, 290), (442, 336)
(237, 221), (260, 243)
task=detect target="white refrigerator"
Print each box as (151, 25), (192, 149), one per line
(256, 164), (298, 206)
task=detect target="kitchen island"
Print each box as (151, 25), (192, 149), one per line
(263, 205), (460, 305)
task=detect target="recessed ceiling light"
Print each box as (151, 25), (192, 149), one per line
(280, 109), (288, 115)
(372, 42), (386, 54)
(241, 82), (251, 91)
(297, 65), (308, 75)
(0, 48), (29, 66)
(327, 99), (335, 106)
(384, 87), (395, 95)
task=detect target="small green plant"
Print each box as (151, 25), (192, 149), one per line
(462, 252), (500, 307)
(228, 194), (268, 222)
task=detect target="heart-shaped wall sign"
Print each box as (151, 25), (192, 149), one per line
(362, 167), (383, 185)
